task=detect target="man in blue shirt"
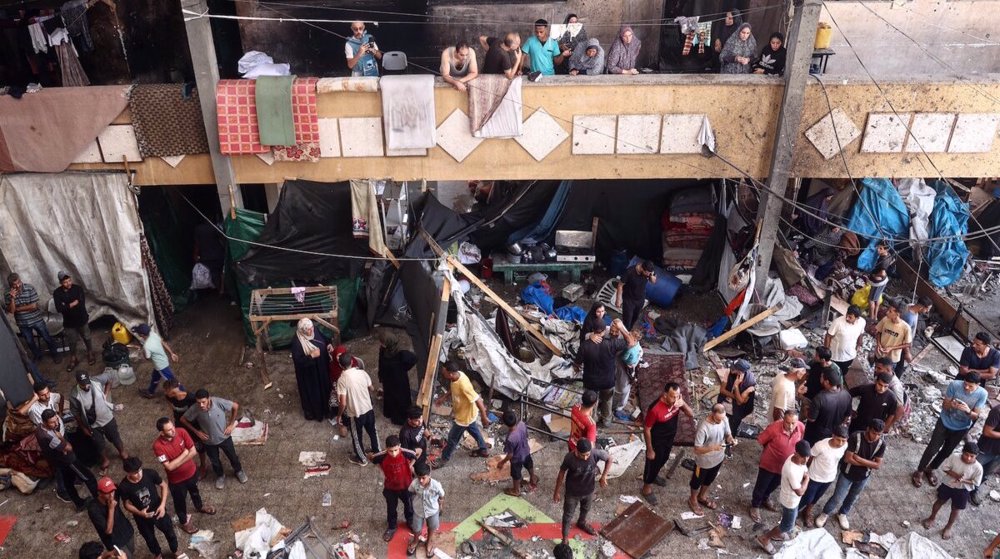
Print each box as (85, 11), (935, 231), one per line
(521, 19), (571, 77)
(912, 373), (988, 488)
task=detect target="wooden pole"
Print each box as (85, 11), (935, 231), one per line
(418, 275), (451, 423)
(702, 304), (782, 353)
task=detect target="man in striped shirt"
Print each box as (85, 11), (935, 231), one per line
(5, 273), (61, 365)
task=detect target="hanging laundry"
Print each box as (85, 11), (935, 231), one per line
(128, 84), (210, 157)
(215, 80), (269, 155)
(350, 179), (373, 238)
(272, 77), (321, 162)
(380, 75), (436, 150)
(61, 0), (94, 53)
(48, 28), (89, 87)
(255, 75), (296, 147)
(682, 32), (694, 55)
(28, 23), (47, 53)
(469, 75), (523, 139)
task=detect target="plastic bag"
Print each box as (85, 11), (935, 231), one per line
(850, 284), (882, 309)
(190, 262), (214, 290)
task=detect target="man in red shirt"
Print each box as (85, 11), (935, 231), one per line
(569, 390), (598, 453)
(641, 383), (694, 505)
(749, 409), (805, 522)
(153, 417), (215, 534)
(369, 435), (417, 543)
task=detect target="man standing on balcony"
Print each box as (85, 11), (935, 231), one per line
(521, 20), (571, 78)
(346, 21), (382, 77)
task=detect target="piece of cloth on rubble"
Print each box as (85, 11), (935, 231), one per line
(746, 276), (803, 337)
(216, 80), (270, 155)
(772, 245), (806, 287)
(927, 181), (970, 288)
(661, 322), (707, 370)
(61, 0), (93, 53)
(469, 75), (523, 138)
(380, 75), (436, 150)
(272, 77), (321, 162)
(0, 85), (128, 172)
(255, 75), (297, 147)
(128, 84), (210, 157)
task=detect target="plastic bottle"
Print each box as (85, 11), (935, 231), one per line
(322, 491), (332, 507)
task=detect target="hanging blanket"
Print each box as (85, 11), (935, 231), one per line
(316, 77), (380, 93)
(140, 235), (174, 338)
(380, 75), (436, 150)
(350, 179), (372, 238)
(216, 80), (269, 155)
(469, 75), (523, 138)
(255, 75), (296, 147)
(927, 181), (970, 288)
(128, 84), (210, 157)
(0, 85), (129, 172)
(272, 77), (320, 162)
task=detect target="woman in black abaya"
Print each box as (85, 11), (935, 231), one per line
(290, 318), (333, 421)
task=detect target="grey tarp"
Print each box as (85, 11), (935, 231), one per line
(885, 532), (953, 559)
(441, 269), (575, 400)
(0, 173), (155, 330)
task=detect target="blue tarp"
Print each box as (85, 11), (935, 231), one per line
(846, 178), (910, 271)
(927, 181), (970, 287)
(520, 282), (586, 323)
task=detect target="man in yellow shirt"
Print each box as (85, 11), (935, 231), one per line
(433, 361), (491, 466)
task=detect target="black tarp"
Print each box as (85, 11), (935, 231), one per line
(0, 313), (32, 407)
(236, 180), (369, 286)
(971, 199), (1000, 259)
(469, 181), (561, 250)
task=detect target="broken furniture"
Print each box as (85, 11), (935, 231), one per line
(490, 252), (594, 284)
(600, 501), (672, 558)
(248, 286), (339, 389)
(518, 377), (640, 443)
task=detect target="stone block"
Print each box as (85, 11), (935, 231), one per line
(572, 115), (617, 155)
(616, 114), (661, 154)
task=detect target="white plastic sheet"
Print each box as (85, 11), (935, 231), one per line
(897, 178), (935, 251)
(885, 532), (953, 559)
(773, 528), (843, 559)
(0, 173), (154, 330)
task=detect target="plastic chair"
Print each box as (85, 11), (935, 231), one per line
(381, 51), (408, 72)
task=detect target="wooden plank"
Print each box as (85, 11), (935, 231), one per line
(448, 255), (563, 357)
(702, 304), (782, 353)
(249, 312), (338, 323)
(418, 275), (451, 424)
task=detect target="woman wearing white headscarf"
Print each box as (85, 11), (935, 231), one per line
(719, 23), (757, 74)
(290, 318), (333, 421)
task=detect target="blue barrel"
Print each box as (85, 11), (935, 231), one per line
(609, 249), (629, 277)
(627, 256), (681, 307)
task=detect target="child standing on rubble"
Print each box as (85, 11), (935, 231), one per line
(497, 410), (539, 497)
(408, 461), (445, 556)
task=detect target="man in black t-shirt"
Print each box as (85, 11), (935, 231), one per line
(815, 419), (886, 530)
(615, 260), (656, 330)
(479, 33), (522, 78)
(553, 439), (613, 544)
(574, 319), (628, 427)
(119, 457), (177, 558)
(958, 332), (1000, 387)
(805, 368), (852, 444)
(848, 373), (900, 433)
(87, 477), (135, 557)
(399, 406), (429, 468)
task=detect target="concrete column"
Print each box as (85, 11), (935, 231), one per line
(264, 182), (283, 213)
(754, 0), (823, 295)
(180, 0), (243, 211)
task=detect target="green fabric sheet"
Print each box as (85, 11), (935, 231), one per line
(255, 75), (296, 147)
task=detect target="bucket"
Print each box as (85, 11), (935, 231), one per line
(814, 22), (832, 49)
(116, 364), (137, 386)
(111, 322), (131, 345)
(481, 257), (494, 279)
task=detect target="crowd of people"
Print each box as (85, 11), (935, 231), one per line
(7, 246), (1000, 558)
(343, 10), (788, 87)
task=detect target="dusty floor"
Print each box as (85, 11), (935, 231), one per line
(4, 275), (999, 559)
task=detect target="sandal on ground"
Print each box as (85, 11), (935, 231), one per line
(749, 507), (762, 523)
(197, 505), (216, 515)
(66, 360), (78, 372)
(504, 488), (521, 497)
(699, 498), (718, 510)
(757, 535), (777, 555)
(426, 548), (438, 557)
(925, 471), (939, 486)
(921, 518), (934, 530)
(406, 537), (418, 556)
(911, 471), (923, 488)
(383, 528), (396, 542)
(688, 501), (704, 515)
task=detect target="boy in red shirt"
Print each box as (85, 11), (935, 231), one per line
(152, 417), (215, 534)
(569, 390), (598, 452)
(369, 435), (417, 542)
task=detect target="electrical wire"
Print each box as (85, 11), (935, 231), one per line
(221, 0), (787, 28)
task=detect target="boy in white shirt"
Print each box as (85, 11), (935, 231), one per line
(757, 441), (811, 554)
(408, 461), (445, 556)
(922, 442), (984, 540)
(799, 425), (849, 527)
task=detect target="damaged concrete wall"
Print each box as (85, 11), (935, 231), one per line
(822, 0), (1000, 76)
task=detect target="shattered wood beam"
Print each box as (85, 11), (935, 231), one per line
(702, 304), (782, 353)
(416, 228), (563, 357)
(418, 275), (451, 424)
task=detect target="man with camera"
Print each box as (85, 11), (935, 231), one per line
(346, 21), (382, 77)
